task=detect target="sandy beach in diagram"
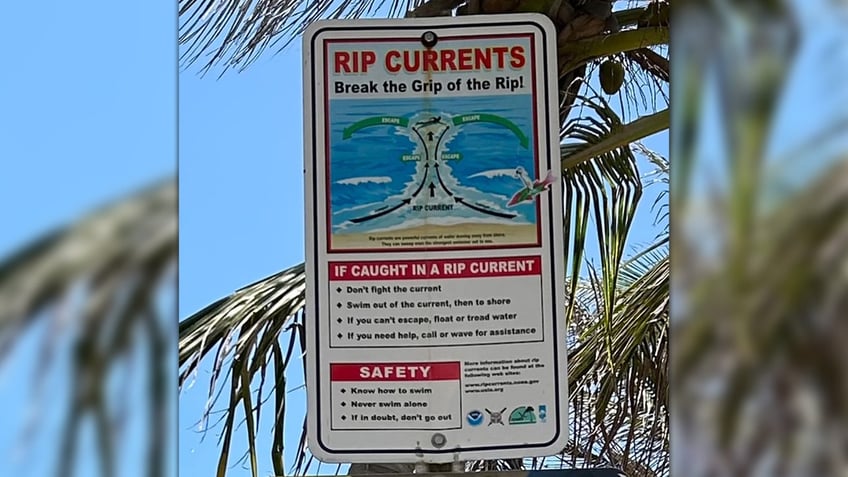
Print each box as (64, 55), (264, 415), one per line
(331, 222), (538, 251)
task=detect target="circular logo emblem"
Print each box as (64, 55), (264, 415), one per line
(466, 410), (484, 426)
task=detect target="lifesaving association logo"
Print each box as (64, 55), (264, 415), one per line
(466, 410), (484, 426)
(508, 406), (537, 425)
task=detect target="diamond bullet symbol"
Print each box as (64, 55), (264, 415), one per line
(340, 389), (346, 394)
(336, 287), (342, 293)
(337, 302), (342, 308)
(337, 333), (343, 339)
(341, 402), (346, 407)
(337, 318), (342, 324)
(341, 415), (346, 421)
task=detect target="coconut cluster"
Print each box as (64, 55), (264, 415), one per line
(450, 0), (669, 100)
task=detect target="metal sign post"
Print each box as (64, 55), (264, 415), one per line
(303, 13), (566, 464)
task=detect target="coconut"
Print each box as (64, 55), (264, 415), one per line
(599, 60), (625, 95)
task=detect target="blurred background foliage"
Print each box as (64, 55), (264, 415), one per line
(0, 180), (177, 477)
(673, 0), (848, 475)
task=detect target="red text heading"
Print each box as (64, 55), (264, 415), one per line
(330, 362), (461, 381)
(333, 46), (526, 74)
(329, 256), (541, 280)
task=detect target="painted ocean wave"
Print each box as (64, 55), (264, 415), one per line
(468, 168), (518, 179)
(336, 176), (392, 186)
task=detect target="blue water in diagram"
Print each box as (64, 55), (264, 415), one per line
(329, 95), (546, 235)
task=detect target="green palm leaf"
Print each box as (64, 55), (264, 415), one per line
(561, 94), (646, 366)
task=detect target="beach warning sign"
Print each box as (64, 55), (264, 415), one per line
(303, 14), (566, 463)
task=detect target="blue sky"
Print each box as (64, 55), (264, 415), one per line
(0, 1), (175, 476)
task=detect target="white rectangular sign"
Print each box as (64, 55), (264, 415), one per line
(304, 14), (566, 463)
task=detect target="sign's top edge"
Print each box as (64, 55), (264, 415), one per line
(302, 13), (556, 39)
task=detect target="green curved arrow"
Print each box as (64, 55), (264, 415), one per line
(343, 116), (409, 139)
(452, 113), (529, 148)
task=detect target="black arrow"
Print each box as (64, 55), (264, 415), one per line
(454, 197), (517, 219)
(434, 163), (453, 196)
(427, 131), (434, 141)
(411, 127), (430, 163)
(433, 124), (450, 158)
(350, 199), (411, 223)
(410, 163), (430, 198)
(428, 183), (436, 197)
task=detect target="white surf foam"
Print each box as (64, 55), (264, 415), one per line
(336, 176), (392, 186)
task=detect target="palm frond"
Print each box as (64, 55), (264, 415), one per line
(0, 178), (177, 477)
(555, 94), (669, 475)
(562, 106), (669, 171)
(178, 263), (306, 477)
(561, 93), (644, 338)
(180, 0), (670, 94)
(0, 178), (176, 361)
(631, 143), (669, 233)
(625, 48), (668, 84)
(179, 0), (422, 74)
(567, 247), (669, 475)
(178, 263), (305, 384)
(675, 159), (848, 474)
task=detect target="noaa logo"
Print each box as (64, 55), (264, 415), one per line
(466, 410), (484, 426)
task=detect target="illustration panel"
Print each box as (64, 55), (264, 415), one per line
(328, 95), (551, 251)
